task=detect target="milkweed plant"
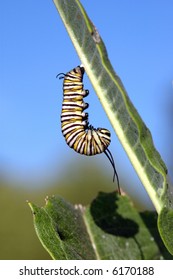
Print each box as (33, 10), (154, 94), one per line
(28, 0), (173, 259)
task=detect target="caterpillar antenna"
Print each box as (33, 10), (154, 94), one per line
(56, 73), (65, 79)
(104, 148), (121, 195)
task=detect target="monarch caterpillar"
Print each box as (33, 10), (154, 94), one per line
(57, 65), (120, 194)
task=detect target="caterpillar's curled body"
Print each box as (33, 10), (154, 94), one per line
(57, 65), (120, 194)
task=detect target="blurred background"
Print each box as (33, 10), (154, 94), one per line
(1, 0), (173, 259)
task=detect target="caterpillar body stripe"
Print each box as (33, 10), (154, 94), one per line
(57, 65), (120, 194)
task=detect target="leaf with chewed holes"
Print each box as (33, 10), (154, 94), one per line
(28, 194), (173, 259)
(53, 0), (173, 255)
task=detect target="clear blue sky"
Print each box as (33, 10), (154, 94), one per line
(1, 1), (173, 206)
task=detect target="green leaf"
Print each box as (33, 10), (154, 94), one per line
(53, 0), (173, 254)
(85, 192), (173, 260)
(28, 193), (173, 259)
(28, 196), (95, 259)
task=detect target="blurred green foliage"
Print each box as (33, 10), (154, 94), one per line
(0, 160), (117, 259)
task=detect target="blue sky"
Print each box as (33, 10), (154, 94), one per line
(1, 1), (173, 206)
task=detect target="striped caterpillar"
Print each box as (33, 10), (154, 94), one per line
(57, 65), (120, 194)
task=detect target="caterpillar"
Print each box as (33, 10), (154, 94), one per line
(57, 65), (120, 194)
